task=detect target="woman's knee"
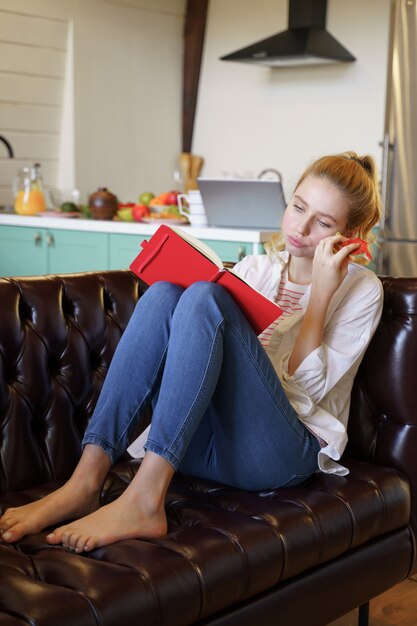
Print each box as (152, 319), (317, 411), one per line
(173, 282), (237, 325)
(135, 281), (184, 318)
(184, 281), (227, 303)
(143, 281), (183, 303)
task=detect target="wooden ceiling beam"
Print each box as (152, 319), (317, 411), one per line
(182, 0), (209, 153)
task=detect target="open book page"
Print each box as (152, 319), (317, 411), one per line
(217, 270), (282, 334)
(227, 265), (277, 302)
(170, 227), (272, 294)
(170, 226), (223, 269)
(171, 226), (279, 311)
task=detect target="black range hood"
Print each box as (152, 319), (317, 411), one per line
(220, 0), (356, 68)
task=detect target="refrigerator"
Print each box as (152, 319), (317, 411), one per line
(381, 0), (417, 276)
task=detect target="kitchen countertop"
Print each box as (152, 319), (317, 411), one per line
(0, 213), (278, 243)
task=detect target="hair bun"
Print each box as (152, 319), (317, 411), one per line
(348, 154), (373, 176)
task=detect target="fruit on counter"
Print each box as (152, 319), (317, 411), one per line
(103, 189), (183, 222)
(138, 191), (155, 205)
(149, 195), (168, 208)
(116, 203), (151, 221)
(117, 202), (136, 219)
(146, 211), (186, 220)
(132, 203), (151, 221)
(80, 205), (92, 218)
(158, 210), (183, 219)
(165, 191), (180, 205)
(145, 203), (185, 221)
(144, 189), (181, 208)
(116, 207), (134, 221)
(163, 204), (180, 215)
(60, 201), (79, 213)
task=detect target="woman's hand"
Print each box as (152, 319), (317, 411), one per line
(288, 234), (359, 376)
(311, 234), (360, 301)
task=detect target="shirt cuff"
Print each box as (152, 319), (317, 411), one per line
(127, 424), (150, 459)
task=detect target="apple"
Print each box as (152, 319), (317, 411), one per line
(155, 192), (170, 205)
(132, 203), (151, 221)
(164, 204), (180, 215)
(165, 190), (180, 206)
(117, 207), (134, 221)
(138, 191), (155, 205)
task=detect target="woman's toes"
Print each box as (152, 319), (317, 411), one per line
(0, 514), (14, 533)
(60, 530), (73, 549)
(50, 527), (86, 552)
(74, 536), (90, 553)
(0, 521), (23, 543)
(1, 530), (13, 542)
(46, 530), (61, 545)
(60, 531), (93, 553)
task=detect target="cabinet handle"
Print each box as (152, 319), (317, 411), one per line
(237, 245), (246, 261)
(34, 232), (42, 245)
(46, 233), (55, 247)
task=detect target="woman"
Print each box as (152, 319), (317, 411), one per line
(0, 151), (383, 552)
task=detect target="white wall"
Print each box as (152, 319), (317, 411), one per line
(0, 0), (392, 208)
(0, 0), (185, 206)
(71, 0), (185, 202)
(0, 6), (68, 205)
(193, 0), (391, 200)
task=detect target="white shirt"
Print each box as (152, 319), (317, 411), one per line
(234, 251), (383, 475)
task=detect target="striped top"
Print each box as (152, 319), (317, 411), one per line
(258, 273), (308, 347)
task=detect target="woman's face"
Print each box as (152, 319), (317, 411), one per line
(281, 175), (350, 259)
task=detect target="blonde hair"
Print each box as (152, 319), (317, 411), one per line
(265, 151), (381, 265)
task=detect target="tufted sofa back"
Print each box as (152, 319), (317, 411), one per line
(347, 276), (417, 543)
(0, 271), (416, 548)
(0, 271), (141, 493)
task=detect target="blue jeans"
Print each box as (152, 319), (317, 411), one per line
(83, 281), (320, 490)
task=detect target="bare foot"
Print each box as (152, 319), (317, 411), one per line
(0, 482), (101, 544)
(46, 490), (168, 552)
(0, 444), (111, 544)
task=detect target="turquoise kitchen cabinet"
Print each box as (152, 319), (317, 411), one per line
(203, 239), (263, 262)
(108, 234), (262, 270)
(109, 233), (147, 269)
(48, 229), (108, 273)
(0, 225), (48, 276)
(0, 217), (273, 277)
(0, 225), (108, 276)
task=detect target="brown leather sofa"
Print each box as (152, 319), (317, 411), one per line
(0, 270), (416, 626)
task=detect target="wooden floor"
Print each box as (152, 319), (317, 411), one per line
(328, 575), (417, 626)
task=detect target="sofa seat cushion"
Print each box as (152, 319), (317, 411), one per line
(0, 456), (410, 626)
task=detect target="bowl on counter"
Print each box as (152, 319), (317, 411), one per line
(49, 188), (82, 209)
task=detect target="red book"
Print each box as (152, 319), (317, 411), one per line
(129, 225), (282, 335)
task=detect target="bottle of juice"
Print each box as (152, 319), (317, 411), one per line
(14, 163), (47, 215)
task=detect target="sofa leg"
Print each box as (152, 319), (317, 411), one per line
(357, 602), (369, 626)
